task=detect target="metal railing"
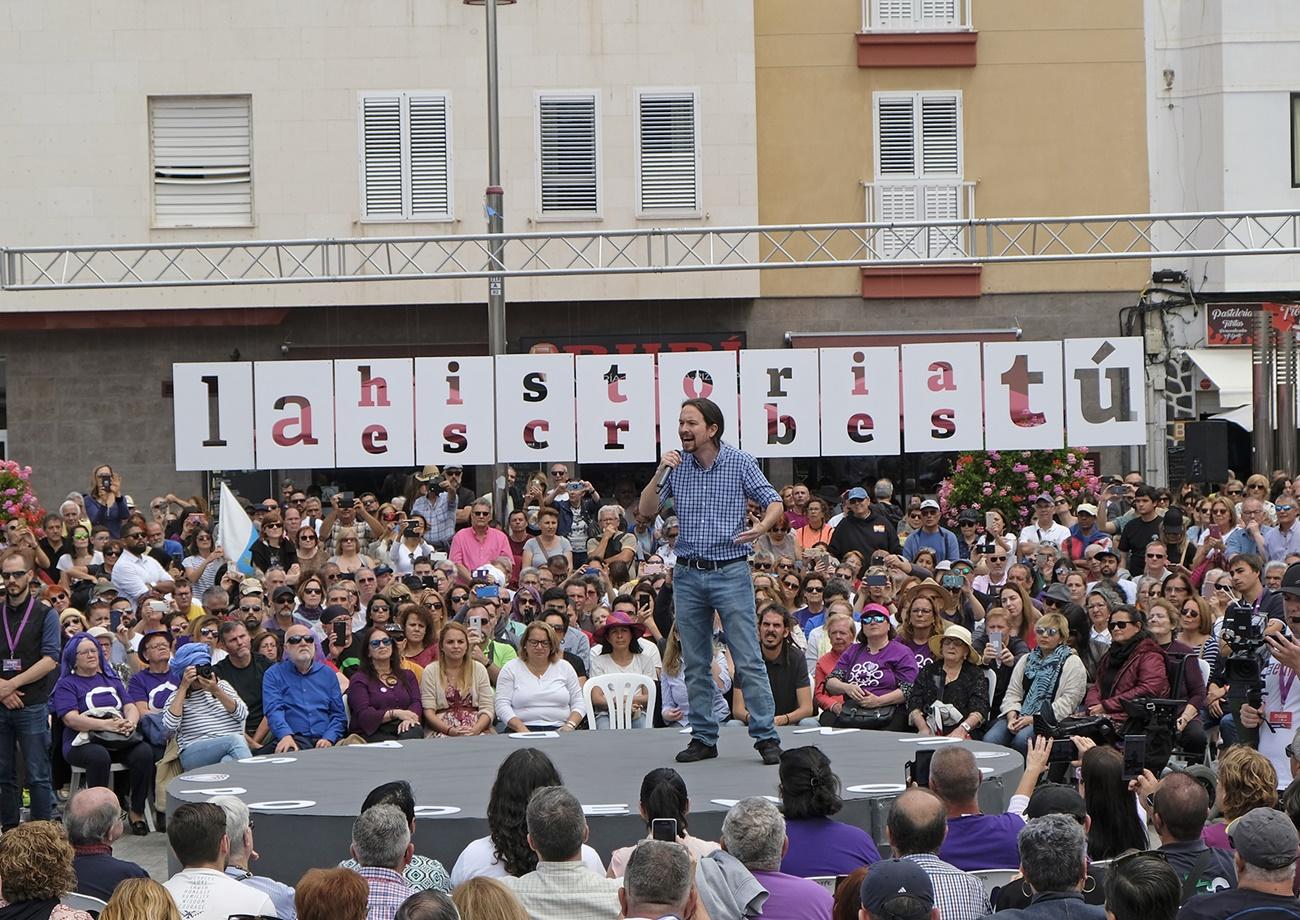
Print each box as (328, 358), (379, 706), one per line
(864, 180), (977, 258)
(4, 209), (1300, 290)
(862, 0), (973, 32)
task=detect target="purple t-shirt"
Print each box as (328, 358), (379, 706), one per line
(899, 639), (935, 672)
(830, 640), (919, 695)
(51, 671), (129, 757)
(939, 812), (1026, 870)
(127, 669), (179, 711)
(751, 870), (835, 920)
(782, 816), (880, 877)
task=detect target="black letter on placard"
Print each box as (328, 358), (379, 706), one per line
(1073, 342), (1135, 423)
(766, 367), (792, 399)
(523, 373), (548, 403)
(200, 375), (227, 447)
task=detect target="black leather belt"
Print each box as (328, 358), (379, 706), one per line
(677, 557), (747, 571)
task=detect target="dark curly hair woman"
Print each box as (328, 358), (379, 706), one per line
(449, 748), (606, 883)
(778, 745), (880, 877)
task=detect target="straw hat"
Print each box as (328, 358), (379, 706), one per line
(899, 578), (955, 614)
(929, 624), (980, 665)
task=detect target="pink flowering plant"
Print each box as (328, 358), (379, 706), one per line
(0, 461), (45, 531)
(938, 449), (1100, 530)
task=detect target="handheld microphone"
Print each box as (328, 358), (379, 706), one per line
(653, 464), (672, 490)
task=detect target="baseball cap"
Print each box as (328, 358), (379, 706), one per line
(934, 560), (952, 572)
(92, 581), (119, 598)
(1087, 544), (1118, 560)
(323, 604), (352, 624)
(272, 586), (296, 602)
(1034, 493), (1054, 505)
(846, 487), (869, 501)
(374, 565), (393, 577)
(1075, 503), (1098, 517)
(238, 579), (264, 597)
(1162, 507), (1185, 531)
(444, 464), (464, 472)
(1042, 583), (1073, 605)
(919, 499), (940, 511)
(1026, 783), (1087, 822)
(1279, 562), (1300, 598)
(86, 626), (113, 640)
(1228, 807), (1300, 870)
(956, 509), (980, 524)
(860, 859), (934, 919)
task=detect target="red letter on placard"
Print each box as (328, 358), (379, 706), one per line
(999, 354), (1047, 428)
(271, 396), (318, 447)
(361, 424), (387, 454)
(603, 420), (629, 449)
(443, 424), (468, 453)
(445, 362), (464, 407)
(764, 404), (796, 445)
(848, 413), (874, 443)
(357, 366), (389, 408)
(851, 352), (870, 396)
(523, 420), (550, 450)
(931, 409), (956, 439)
(605, 365), (627, 403)
(681, 370), (714, 399)
(927, 362), (956, 392)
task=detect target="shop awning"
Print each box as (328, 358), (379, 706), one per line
(1210, 403), (1253, 431)
(1184, 347), (1252, 409)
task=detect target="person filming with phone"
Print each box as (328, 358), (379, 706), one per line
(460, 599), (516, 686)
(162, 641), (252, 770)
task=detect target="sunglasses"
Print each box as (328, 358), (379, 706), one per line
(1280, 505), (1296, 512)
(863, 614), (889, 624)
(1146, 553), (1166, 559)
(1226, 490), (1244, 496)
(285, 635), (312, 645)
(300, 534), (318, 541)
(369, 638), (394, 648)
(749, 563), (771, 571)
(1035, 626), (1060, 637)
(1108, 620), (1136, 631)
(804, 585), (824, 593)
(199, 627), (218, 637)
(238, 605), (262, 614)
(303, 586), (322, 595)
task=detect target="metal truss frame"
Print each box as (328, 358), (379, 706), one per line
(3, 209), (1299, 291)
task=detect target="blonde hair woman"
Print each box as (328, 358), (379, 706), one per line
(453, 877), (529, 920)
(421, 621), (494, 736)
(101, 879), (181, 920)
(660, 623), (731, 728)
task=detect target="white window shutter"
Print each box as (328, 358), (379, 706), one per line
(920, 94), (961, 176)
(539, 94), (599, 214)
(873, 0), (918, 28)
(877, 183), (919, 258)
(919, 0), (959, 27)
(408, 94), (451, 219)
(876, 96), (917, 178)
(361, 95), (404, 219)
(638, 92), (698, 212)
(151, 96), (252, 228)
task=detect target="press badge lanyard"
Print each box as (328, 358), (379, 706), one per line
(2, 596), (35, 671)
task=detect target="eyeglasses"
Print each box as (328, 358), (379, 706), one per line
(1212, 508), (1232, 515)
(1180, 608), (1200, 617)
(776, 563), (795, 571)
(1249, 483), (1268, 490)
(1035, 626), (1061, 637)
(285, 635), (312, 645)
(1108, 620), (1136, 631)
(48, 594), (67, 602)
(300, 533), (318, 541)
(264, 523), (282, 530)
(526, 638), (551, 648)
(369, 638), (393, 648)
(847, 498), (865, 505)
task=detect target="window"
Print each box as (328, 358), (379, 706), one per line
(866, 0), (969, 31)
(537, 92), (600, 217)
(1292, 93), (1300, 188)
(636, 90), (700, 215)
(150, 96), (253, 228)
(359, 92), (453, 221)
(871, 91), (969, 258)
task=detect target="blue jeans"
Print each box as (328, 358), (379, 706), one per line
(983, 718), (1034, 755)
(179, 734), (252, 771)
(673, 561), (776, 747)
(0, 702), (52, 827)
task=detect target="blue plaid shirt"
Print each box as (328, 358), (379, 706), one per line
(663, 443), (781, 562)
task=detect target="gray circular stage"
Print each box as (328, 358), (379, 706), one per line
(166, 725), (1024, 883)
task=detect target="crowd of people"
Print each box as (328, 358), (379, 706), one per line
(1, 459), (1300, 918)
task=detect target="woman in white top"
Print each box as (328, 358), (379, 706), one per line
(494, 621), (583, 733)
(389, 513), (433, 576)
(449, 747), (606, 887)
(588, 611), (662, 729)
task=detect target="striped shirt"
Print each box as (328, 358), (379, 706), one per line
(662, 443), (781, 562)
(161, 679), (248, 751)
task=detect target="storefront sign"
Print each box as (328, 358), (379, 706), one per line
(1206, 302), (1300, 346)
(172, 337), (1147, 469)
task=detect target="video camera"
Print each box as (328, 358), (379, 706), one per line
(1220, 601), (1266, 710)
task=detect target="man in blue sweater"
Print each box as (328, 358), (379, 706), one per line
(262, 623), (347, 752)
(903, 500), (960, 564)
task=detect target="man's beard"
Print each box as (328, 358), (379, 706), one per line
(127, 544), (146, 556)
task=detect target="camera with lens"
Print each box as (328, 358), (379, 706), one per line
(429, 475), (449, 495)
(194, 663), (214, 680)
(1221, 601), (1266, 707)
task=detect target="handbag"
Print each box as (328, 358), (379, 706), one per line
(89, 726), (144, 751)
(833, 702), (896, 729)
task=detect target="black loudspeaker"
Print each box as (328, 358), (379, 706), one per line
(1183, 420), (1231, 483)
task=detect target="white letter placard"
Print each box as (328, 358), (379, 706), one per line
(901, 343), (984, 452)
(981, 342), (1065, 451)
(494, 353), (575, 462)
(334, 359), (414, 467)
(253, 361), (335, 468)
(656, 350), (739, 455)
(173, 363), (255, 471)
(415, 357), (496, 467)
(575, 354), (657, 463)
(1063, 337), (1147, 447)
(739, 349), (820, 457)
(818, 347), (901, 457)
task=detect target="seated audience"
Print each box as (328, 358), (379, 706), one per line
(212, 620), (272, 752)
(858, 858), (938, 920)
(733, 605), (816, 728)
(992, 814), (1106, 920)
(778, 745), (880, 877)
(351, 804), (416, 920)
(295, 867), (369, 920)
(661, 623), (731, 729)
(213, 794), (297, 919)
(421, 622), (494, 737)
(64, 786), (149, 901)
(162, 641), (251, 769)
(262, 622), (348, 752)
(451, 749), (604, 885)
(813, 608), (857, 725)
(887, 788), (991, 920)
(347, 625), (423, 742)
(163, 802), (275, 920)
(824, 603), (917, 731)
(984, 611), (1088, 753)
(448, 879), (526, 920)
(1137, 772), (1238, 901)
(1105, 852), (1181, 920)
(719, 796), (834, 920)
(1080, 745), (1149, 860)
(494, 621), (584, 733)
(608, 767), (719, 878)
(1083, 605), (1170, 729)
(929, 745), (1024, 870)
(1179, 808), (1300, 920)
(1204, 746), (1278, 850)
(588, 610), (661, 729)
(906, 624), (989, 737)
(99, 878), (181, 920)
(502, 786), (622, 920)
(0, 820), (96, 920)
(619, 840), (704, 920)
(340, 780), (452, 892)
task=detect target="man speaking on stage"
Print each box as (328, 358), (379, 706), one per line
(638, 397), (785, 765)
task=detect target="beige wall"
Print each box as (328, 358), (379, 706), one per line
(755, 0), (1150, 296)
(0, 0), (758, 313)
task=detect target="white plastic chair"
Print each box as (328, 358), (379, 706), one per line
(986, 667), (997, 704)
(808, 875), (839, 893)
(583, 673), (656, 730)
(968, 868), (1019, 896)
(63, 892), (108, 914)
